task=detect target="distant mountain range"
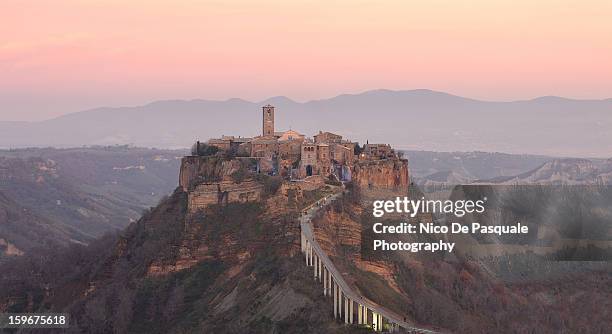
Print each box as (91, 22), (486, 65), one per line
(1, 89), (611, 157)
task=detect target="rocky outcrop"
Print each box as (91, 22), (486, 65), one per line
(180, 156), (263, 212)
(0, 238), (24, 256)
(352, 158), (410, 199)
(180, 156), (254, 191)
(188, 180), (263, 212)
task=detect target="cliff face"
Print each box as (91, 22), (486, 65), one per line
(180, 156), (264, 212)
(352, 158), (410, 199)
(188, 180), (263, 212)
(179, 156), (246, 191)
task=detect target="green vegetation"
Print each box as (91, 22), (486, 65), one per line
(231, 166), (248, 183)
(263, 175), (282, 196)
(192, 142), (219, 156)
(300, 189), (323, 210)
(353, 142), (364, 155)
(222, 146), (238, 160)
(254, 174), (282, 197)
(203, 202), (265, 240)
(352, 268), (411, 317)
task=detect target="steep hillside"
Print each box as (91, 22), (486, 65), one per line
(0, 182), (363, 333)
(310, 190), (612, 333)
(0, 191), (78, 257)
(1, 151), (609, 333)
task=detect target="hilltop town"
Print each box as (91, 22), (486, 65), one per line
(199, 105), (397, 180)
(179, 105), (410, 212)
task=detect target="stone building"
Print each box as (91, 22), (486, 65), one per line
(300, 141), (318, 176)
(316, 144), (331, 174)
(208, 135), (252, 152)
(262, 104), (275, 137)
(208, 137), (231, 151)
(364, 143), (394, 159)
(333, 144), (354, 165)
(314, 131), (342, 144)
(278, 129), (304, 160)
(251, 137), (278, 158)
(202, 104), (401, 181)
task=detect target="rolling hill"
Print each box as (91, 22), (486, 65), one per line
(0, 147), (185, 259)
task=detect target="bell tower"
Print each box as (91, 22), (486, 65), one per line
(262, 104), (275, 137)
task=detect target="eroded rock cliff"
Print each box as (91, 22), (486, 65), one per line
(352, 158), (410, 199)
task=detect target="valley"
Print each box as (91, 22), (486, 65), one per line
(0, 146), (185, 259)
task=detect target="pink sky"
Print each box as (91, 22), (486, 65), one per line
(1, 0), (611, 121)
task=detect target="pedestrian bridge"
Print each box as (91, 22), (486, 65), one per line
(299, 194), (438, 333)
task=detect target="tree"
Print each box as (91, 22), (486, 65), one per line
(191, 142), (219, 156)
(353, 142), (364, 155)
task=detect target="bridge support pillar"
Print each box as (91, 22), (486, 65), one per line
(328, 270), (332, 298)
(372, 312), (380, 332)
(372, 312), (379, 331)
(318, 258), (322, 282)
(333, 282), (337, 319)
(338, 288), (343, 320)
(323, 268), (327, 295)
(313, 255), (317, 279)
(309, 243), (313, 266)
(349, 299), (354, 323)
(344, 296), (349, 324)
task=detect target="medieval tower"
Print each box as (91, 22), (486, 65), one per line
(262, 104), (275, 137)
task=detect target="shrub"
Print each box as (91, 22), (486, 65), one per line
(325, 175), (342, 186)
(353, 142), (364, 155)
(230, 167), (248, 183)
(191, 142), (219, 156)
(263, 175), (282, 196)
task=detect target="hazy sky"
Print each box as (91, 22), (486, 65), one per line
(1, 0), (611, 121)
